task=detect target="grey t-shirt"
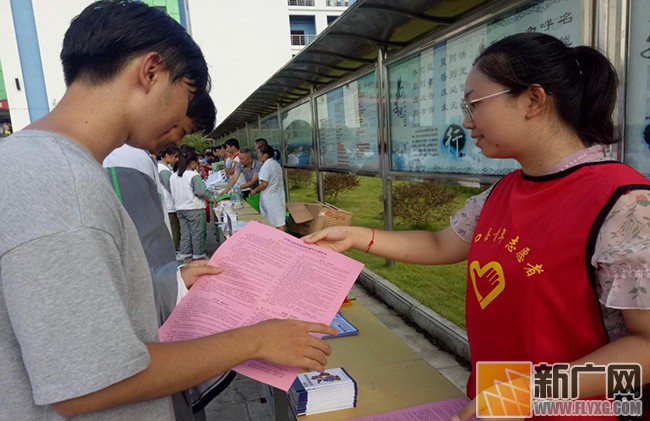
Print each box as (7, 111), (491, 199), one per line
(236, 159), (261, 189)
(0, 131), (173, 420)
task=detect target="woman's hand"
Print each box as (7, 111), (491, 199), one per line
(302, 226), (369, 253)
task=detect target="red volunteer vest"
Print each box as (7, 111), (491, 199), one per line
(466, 162), (649, 419)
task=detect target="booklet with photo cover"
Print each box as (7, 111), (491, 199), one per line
(323, 311), (359, 339)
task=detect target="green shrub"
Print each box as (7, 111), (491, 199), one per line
(182, 132), (212, 152)
(323, 172), (360, 201)
(392, 182), (457, 229)
(287, 169), (314, 190)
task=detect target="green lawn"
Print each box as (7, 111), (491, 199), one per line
(286, 171), (483, 329)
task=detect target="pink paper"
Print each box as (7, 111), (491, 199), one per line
(351, 398), (475, 421)
(159, 221), (364, 391)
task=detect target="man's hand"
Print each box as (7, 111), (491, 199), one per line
(179, 260), (221, 288)
(244, 319), (338, 372)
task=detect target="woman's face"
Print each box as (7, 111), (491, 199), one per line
(462, 67), (526, 160)
(189, 160), (199, 170)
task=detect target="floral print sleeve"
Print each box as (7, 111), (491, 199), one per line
(594, 190), (650, 310)
(449, 186), (494, 243)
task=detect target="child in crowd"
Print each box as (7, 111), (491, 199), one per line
(170, 149), (211, 260)
(158, 146), (181, 250)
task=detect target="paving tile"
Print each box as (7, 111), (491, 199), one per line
(208, 377), (264, 405)
(246, 397), (275, 421)
(204, 402), (250, 421)
(437, 365), (472, 391)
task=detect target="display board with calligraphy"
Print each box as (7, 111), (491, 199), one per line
(388, 0), (581, 175)
(281, 102), (314, 167)
(316, 72), (379, 171)
(624, 0), (650, 177)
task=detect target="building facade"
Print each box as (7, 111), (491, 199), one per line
(0, 0), (352, 133)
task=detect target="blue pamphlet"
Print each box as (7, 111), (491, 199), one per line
(323, 312), (359, 339)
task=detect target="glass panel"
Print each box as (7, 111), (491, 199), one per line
(388, 0), (581, 175)
(286, 169), (317, 202)
(260, 115), (282, 151)
(282, 102), (313, 167)
(317, 72), (379, 172)
(624, 1), (650, 177)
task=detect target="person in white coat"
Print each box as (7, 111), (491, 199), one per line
(250, 144), (286, 230)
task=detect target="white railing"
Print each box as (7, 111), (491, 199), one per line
(288, 0), (315, 6)
(290, 34), (317, 46)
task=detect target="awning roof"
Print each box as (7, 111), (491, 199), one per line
(211, 0), (502, 138)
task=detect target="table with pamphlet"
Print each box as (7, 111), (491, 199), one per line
(269, 295), (466, 420)
(212, 200), (271, 243)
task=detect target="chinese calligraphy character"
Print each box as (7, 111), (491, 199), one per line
(607, 364), (642, 399)
(497, 228), (506, 244)
(516, 247), (530, 263)
(540, 18), (554, 31)
(559, 35), (572, 47)
(557, 12), (572, 25)
(484, 228), (492, 241)
(534, 363), (570, 399)
(524, 263), (544, 277)
(505, 235), (519, 252)
(570, 363), (605, 399)
(641, 34), (650, 59)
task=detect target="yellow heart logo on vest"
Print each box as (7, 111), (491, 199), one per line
(469, 260), (505, 309)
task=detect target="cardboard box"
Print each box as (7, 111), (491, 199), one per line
(286, 202), (353, 235)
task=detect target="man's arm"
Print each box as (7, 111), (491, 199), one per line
(53, 319), (336, 417)
(239, 175), (259, 190)
(4, 229), (337, 417)
(219, 168), (241, 195)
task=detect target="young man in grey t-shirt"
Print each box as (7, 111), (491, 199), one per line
(0, 2), (336, 420)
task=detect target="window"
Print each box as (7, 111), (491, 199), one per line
(288, 0), (314, 6)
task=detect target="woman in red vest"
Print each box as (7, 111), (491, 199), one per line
(304, 33), (650, 420)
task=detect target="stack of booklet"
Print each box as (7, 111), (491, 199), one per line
(288, 367), (358, 416)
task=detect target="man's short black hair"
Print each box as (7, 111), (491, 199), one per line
(240, 148), (254, 158)
(225, 138), (240, 150)
(61, 0), (209, 94)
(254, 138), (269, 146)
(187, 91), (216, 134)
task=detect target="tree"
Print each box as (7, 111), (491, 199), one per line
(322, 172), (360, 201)
(182, 132), (212, 152)
(391, 182), (457, 229)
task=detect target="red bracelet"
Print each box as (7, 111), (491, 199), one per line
(365, 228), (375, 253)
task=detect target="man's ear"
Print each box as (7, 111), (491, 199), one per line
(137, 52), (165, 93)
(525, 84), (549, 119)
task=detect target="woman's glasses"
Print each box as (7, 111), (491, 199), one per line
(460, 89), (511, 124)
